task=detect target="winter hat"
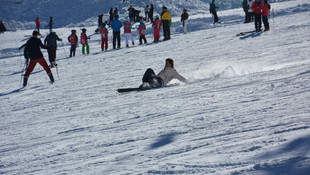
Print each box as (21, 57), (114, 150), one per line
(166, 58), (174, 67)
(81, 28), (86, 32)
(71, 29), (76, 34)
(32, 30), (40, 36)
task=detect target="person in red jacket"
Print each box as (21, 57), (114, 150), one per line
(138, 20), (147, 45)
(99, 23), (109, 51)
(81, 28), (90, 54)
(251, 0), (263, 32)
(153, 15), (161, 42)
(68, 29), (78, 57)
(262, 0), (270, 31)
(35, 17), (40, 32)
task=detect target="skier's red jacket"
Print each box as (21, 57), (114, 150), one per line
(153, 19), (161, 31)
(251, 1), (263, 14)
(100, 28), (108, 40)
(80, 33), (88, 45)
(139, 25), (146, 36)
(123, 22), (132, 33)
(35, 19), (40, 27)
(262, 3), (270, 16)
(68, 34), (78, 46)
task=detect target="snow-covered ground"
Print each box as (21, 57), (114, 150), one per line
(1, 0), (310, 174)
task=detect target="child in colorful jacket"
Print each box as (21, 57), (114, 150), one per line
(262, 0), (270, 31)
(68, 29), (78, 57)
(153, 15), (161, 42)
(138, 20), (147, 44)
(80, 28), (90, 54)
(251, 0), (263, 31)
(123, 19), (135, 47)
(99, 23), (109, 51)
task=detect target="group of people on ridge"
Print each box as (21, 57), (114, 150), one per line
(243, 0), (271, 31)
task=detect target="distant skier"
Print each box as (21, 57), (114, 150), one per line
(262, 0), (270, 31)
(161, 6), (172, 41)
(99, 23), (109, 51)
(145, 5), (150, 22)
(138, 20), (147, 45)
(44, 32), (62, 67)
(114, 7), (119, 17)
(210, 0), (220, 24)
(109, 8), (114, 27)
(111, 15), (123, 49)
(153, 15), (161, 42)
(35, 17), (40, 32)
(251, 0), (263, 31)
(140, 58), (187, 89)
(149, 4), (154, 23)
(123, 18), (135, 47)
(68, 29), (78, 57)
(242, 0), (250, 23)
(81, 28), (90, 54)
(181, 9), (189, 34)
(47, 16), (53, 33)
(0, 21), (7, 33)
(128, 5), (135, 22)
(98, 13), (104, 27)
(23, 30), (54, 87)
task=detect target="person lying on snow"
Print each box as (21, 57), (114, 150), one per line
(140, 58), (187, 89)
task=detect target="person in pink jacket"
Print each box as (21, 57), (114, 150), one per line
(262, 0), (270, 31)
(153, 15), (161, 42)
(251, 0), (263, 32)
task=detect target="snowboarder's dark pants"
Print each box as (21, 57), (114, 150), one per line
(139, 35), (147, 44)
(70, 45), (76, 57)
(254, 13), (262, 30)
(262, 16), (269, 30)
(113, 31), (121, 49)
(47, 46), (57, 64)
(211, 10), (219, 23)
(162, 20), (170, 40)
(243, 8), (249, 23)
(142, 68), (163, 88)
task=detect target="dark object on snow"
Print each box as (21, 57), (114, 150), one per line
(0, 21), (7, 32)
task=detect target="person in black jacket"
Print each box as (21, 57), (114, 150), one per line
(47, 16), (53, 33)
(44, 32), (62, 67)
(149, 4), (154, 23)
(23, 30), (54, 87)
(181, 9), (189, 34)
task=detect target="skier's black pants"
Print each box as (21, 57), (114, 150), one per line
(113, 31), (121, 49)
(254, 13), (262, 30)
(162, 20), (170, 40)
(262, 16), (269, 30)
(142, 68), (163, 88)
(70, 45), (76, 57)
(47, 46), (57, 64)
(139, 35), (147, 44)
(243, 8), (249, 23)
(211, 10), (219, 23)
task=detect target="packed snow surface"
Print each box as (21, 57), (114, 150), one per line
(1, 0), (310, 174)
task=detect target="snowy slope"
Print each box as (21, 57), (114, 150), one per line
(1, 0), (310, 174)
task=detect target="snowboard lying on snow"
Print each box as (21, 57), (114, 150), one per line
(117, 84), (180, 93)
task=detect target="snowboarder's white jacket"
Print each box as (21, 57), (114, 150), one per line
(157, 67), (187, 85)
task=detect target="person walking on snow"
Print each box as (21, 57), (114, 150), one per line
(111, 15), (123, 49)
(139, 58), (187, 89)
(35, 17), (40, 32)
(210, 0), (220, 24)
(262, 0), (270, 31)
(153, 15), (161, 42)
(99, 23), (109, 51)
(161, 6), (172, 41)
(23, 30), (55, 87)
(123, 18), (135, 47)
(44, 32), (62, 67)
(145, 5), (150, 22)
(251, 0), (263, 31)
(81, 28), (90, 54)
(181, 9), (189, 34)
(109, 8), (114, 27)
(68, 29), (78, 57)
(47, 16), (53, 33)
(138, 20), (147, 45)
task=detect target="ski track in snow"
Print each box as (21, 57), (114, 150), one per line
(1, 0), (310, 174)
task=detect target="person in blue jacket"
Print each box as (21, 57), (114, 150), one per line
(111, 15), (123, 49)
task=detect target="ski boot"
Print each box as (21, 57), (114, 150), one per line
(48, 73), (55, 84)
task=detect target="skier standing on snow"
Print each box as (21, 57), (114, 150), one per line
(123, 18), (135, 48)
(23, 30), (55, 87)
(139, 58), (187, 89)
(81, 28), (90, 54)
(35, 17), (40, 32)
(262, 0), (270, 31)
(44, 32), (62, 67)
(210, 0), (220, 24)
(111, 15), (123, 49)
(47, 16), (53, 33)
(138, 20), (147, 45)
(68, 29), (78, 57)
(128, 5), (135, 22)
(161, 6), (172, 41)
(98, 13), (104, 27)
(248, 0), (254, 22)
(149, 4), (154, 23)
(181, 9), (189, 34)
(145, 5), (150, 22)
(153, 15), (161, 42)
(99, 23), (109, 51)
(251, 0), (263, 31)
(242, 0), (250, 23)
(109, 8), (114, 27)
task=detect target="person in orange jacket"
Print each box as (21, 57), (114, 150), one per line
(262, 0), (270, 31)
(251, 0), (263, 32)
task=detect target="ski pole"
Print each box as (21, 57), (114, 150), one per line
(19, 59), (27, 87)
(272, 8), (275, 30)
(61, 41), (68, 58)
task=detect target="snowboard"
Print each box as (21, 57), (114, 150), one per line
(117, 83), (180, 93)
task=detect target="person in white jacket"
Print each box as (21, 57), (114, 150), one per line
(140, 58), (187, 89)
